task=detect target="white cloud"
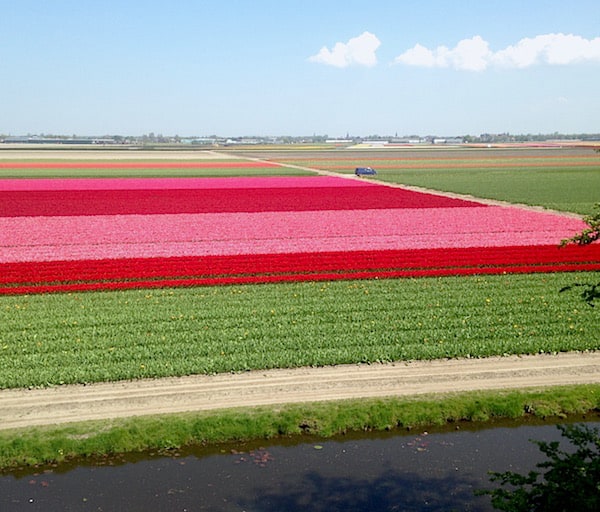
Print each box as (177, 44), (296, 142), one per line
(394, 33), (600, 71)
(452, 36), (493, 71)
(394, 36), (491, 71)
(309, 31), (381, 68)
(493, 33), (600, 68)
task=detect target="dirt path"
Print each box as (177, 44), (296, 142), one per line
(1, 352), (599, 431)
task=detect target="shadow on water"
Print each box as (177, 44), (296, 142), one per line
(245, 469), (486, 512)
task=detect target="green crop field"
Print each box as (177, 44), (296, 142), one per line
(376, 167), (599, 215)
(1, 272), (597, 389)
(0, 161), (309, 178)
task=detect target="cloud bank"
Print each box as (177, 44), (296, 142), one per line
(309, 31), (381, 68)
(394, 33), (600, 71)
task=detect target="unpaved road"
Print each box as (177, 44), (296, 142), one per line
(1, 352), (599, 431)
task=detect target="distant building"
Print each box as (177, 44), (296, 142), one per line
(433, 137), (464, 145)
(2, 136), (117, 144)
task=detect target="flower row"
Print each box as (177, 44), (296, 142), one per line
(2, 244), (599, 295)
(0, 161), (281, 169)
(0, 207), (587, 263)
(2, 244), (598, 284)
(1, 174), (593, 294)
(0, 183), (482, 217)
(0, 176), (359, 191)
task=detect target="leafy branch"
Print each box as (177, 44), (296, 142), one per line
(560, 203), (600, 247)
(478, 423), (600, 511)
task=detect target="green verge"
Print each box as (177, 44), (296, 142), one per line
(0, 164), (311, 178)
(1, 272), (598, 388)
(1, 385), (598, 471)
(374, 167), (600, 215)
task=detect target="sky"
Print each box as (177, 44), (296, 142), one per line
(1, 0), (599, 137)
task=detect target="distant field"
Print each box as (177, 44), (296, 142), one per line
(0, 159), (310, 178)
(0, 148), (238, 160)
(264, 147), (600, 215)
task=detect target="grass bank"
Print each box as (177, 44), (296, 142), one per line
(1, 384), (598, 471)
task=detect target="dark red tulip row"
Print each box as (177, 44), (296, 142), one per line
(2, 244), (598, 295)
(0, 184), (483, 217)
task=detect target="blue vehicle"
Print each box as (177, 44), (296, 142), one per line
(355, 166), (377, 176)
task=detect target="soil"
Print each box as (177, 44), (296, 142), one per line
(1, 352), (599, 430)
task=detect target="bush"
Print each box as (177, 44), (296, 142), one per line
(478, 423), (600, 511)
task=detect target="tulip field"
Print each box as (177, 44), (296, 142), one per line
(0, 148), (598, 388)
(0, 168), (598, 295)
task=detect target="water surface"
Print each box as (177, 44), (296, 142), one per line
(2, 418), (597, 511)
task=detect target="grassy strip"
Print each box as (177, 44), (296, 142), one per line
(0, 165), (311, 178)
(373, 167), (600, 215)
(1, 384), (598, 471)
(1, 272), (598, 388)
(348, 166), (598, 215)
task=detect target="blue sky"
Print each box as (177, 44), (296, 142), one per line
(1, 0), (599, 137)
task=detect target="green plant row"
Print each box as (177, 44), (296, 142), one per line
(1, 384), (598, 472)
(1, 272), (598, 389)
(0, 166), (310, 178)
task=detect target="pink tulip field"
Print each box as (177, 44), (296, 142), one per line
(1, 173), (598, 295)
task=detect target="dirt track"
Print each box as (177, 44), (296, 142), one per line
(1, 352), (599, 431)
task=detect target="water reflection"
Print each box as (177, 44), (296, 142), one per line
(248, 469), (483, 512)
(1, 417), (598, 512)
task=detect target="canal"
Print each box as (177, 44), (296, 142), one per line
(2, 417), (598, 511)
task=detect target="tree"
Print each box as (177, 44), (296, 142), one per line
(478, 423), (600, 511)
(560, 203), (600, 247)
(559, 203), (600, 306)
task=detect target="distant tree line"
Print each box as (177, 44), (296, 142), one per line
(2, 132), (600, 145)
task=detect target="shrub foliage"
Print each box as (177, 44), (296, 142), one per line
(479, 423), (600, 511)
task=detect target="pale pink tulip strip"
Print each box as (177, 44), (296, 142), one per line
(0, 206), (587, 263)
